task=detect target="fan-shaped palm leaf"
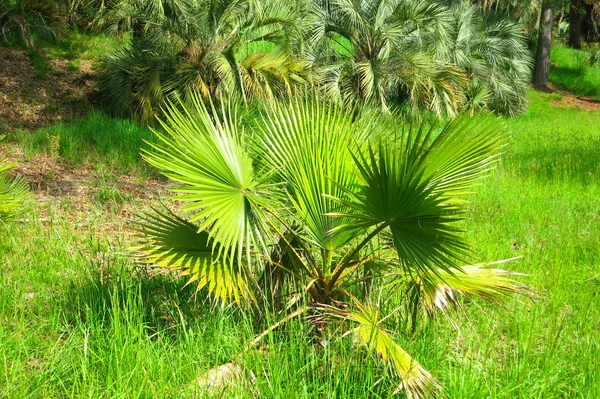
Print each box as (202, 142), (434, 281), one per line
(132, 207), (251, 302)
(258, 97), (366, 253)
(142, 95), (271, 270)
(331, 114), (506, 278)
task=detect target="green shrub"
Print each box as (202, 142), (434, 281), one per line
(0, 0), (58, 48)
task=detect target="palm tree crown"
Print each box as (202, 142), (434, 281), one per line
(134, 94), (533, 397)
(306, 0), (467, 115)
(101, 0), (308, 121)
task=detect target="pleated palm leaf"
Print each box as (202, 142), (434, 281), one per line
(471, 0), (542, 35)
(133, 94), (533, 398)
(0, 135), (27, 220)
(305, 0), (468, 116)
(100, 0), (308, 121)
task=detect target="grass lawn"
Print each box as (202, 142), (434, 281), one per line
(550, 45), (600, 99)
(1, 89), (599, 398)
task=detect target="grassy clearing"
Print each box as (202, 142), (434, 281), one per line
(550, 45), (600, 98)
(25, 30), (122, 77)
(11, 111), (157, 177)
(1, 90), (599, 398)
(0, 29), (121, 78)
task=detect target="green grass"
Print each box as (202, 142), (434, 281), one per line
(24, 49), (52, 79)
(550, 45), (600, 98)
(41, 31), (121, 62)
(1, 90), (599, 398)
(12, 111), (158, 177)
(9, 30), (122, 80)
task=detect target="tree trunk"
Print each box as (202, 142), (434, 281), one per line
(533, 1), (554, 88)
(569, 0), (582, 48)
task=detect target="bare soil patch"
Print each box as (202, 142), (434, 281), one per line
(2, 144), (174, 238)
(0, 47), (96, 131)
(541, 85), (600, 111)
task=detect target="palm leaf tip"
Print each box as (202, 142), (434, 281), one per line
(319, 299), (439, 399)
(130, 207), (252, 303)
(0, 175), (28, 219)
(419, 259), (535, 314)
(0, 135), (28, 220)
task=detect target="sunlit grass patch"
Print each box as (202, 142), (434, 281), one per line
(1, 91), (599, 398)
(13, 111), (158, 177)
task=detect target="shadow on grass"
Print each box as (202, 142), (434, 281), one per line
(60, 263), (225, 339)
(507, 145), (600, 184)
(550, 65), (600, 99)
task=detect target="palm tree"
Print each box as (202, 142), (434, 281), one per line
(0, 0), (57, 48)
(305, 0), (467, 116)
(0, 135), (27, 220)
(569, 0), (583, 48)
(100, 0), (308, 121)
(471, 0), (542, 33)
(133, 94), (533, 397)
(446, 3), (532, 115)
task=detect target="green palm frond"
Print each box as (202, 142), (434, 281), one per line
(422, 113), (507, 196)
(332, 114), (506, 276)
(142, 94), (271, 269)
(99, 0), (306, 119)
(0, 0), (57, 48)
(307, 0), (467, 116)
(447, 3), (532, 115)
(258, 97), (365, 252)
(132, 207), (252, 302)
(239, 50), (309, 100)
(317, 297), (438, 399)
(348, 131), (469, 274)
(0, 135), (27, 220)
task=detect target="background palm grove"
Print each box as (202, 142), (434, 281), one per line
(1, 0), (600, 398)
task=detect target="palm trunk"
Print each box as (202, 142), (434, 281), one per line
(533, 1), (554, 88)
(569, 0), (582, 49)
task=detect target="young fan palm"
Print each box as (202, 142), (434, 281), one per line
(0, 136), (27, 220)
(100, 0), (308, 121)
(134, 95), (532, 397)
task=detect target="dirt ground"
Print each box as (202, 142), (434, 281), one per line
(0, 47), (96, 131)
(1, 144), (172, 238)
(545, 85), (600, 111)
(0, 46), (171, 236)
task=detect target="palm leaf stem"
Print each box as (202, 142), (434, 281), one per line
(327, 221), (388, 292)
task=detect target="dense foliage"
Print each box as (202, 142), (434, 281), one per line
(89, 0), (532, 120)
(98, 0), (307, 122)
(0, 0), (58, 47)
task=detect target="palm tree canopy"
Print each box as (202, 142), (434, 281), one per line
(133, 94), (533, 398)
(100, 0), (309, 121)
